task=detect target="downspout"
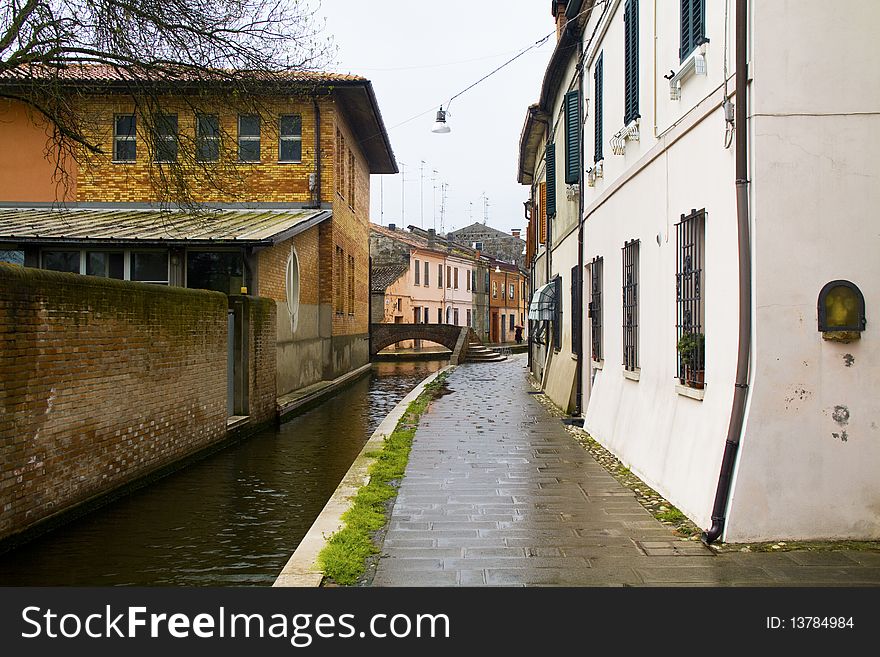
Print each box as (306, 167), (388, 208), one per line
(702, 0), (751, 545)
(575, 26), (585, 416)
(312, 98), (322, 209)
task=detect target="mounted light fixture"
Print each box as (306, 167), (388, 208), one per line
(495, 265), (502, 274)
(818, 280), (866, 341)
(431, 106), (451, 133)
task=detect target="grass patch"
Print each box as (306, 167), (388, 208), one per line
(316, 372), (448, 585)
(657, 507), (686, 524)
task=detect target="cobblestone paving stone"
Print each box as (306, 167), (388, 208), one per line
(372, 355), (880, 587)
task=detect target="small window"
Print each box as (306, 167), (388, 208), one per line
(492, 281), (498, 299)
(424, 261), (429, 286)
(622, 239), (640, 370)
(414, 307), (422, 323)
(467, 308), (472, 327)
(454, 308), (459, 326)
(279, 115), (302, 162)
(186, 251), (243, 295)
(623, 0), (640, 125)
(680, 0), (706, 63)
(424, 306), (429, 324)
(415, 258), (421, 285)
(454, 267), (459, 289)
(87, 251), (124, 279)
(552, 276), (563, 351)
(42, 250), (80, 273)
(349, 151), (356, 208)
(509, 314), (515, 331)
(509, 283), (515, 300)
(396, 298), (402, 311)
(590, 256), (604, 361)
(196, 114), (220, 162)
(437, 307), (442, 323)
(154, 114), (178, 163)
(114, 115), (137, 162)
(466, 269), (471, 291)
(676, 209), (705, 387)
(594, 54), (604, 163)
(0, 250), (24, 265)
(238, 115), (260, 162)
(348, 255), (355, 315)
(446, 266), (451, 289)
(131, 251), (169, 285)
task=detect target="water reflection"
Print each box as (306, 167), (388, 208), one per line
(0, 360), (446, 586)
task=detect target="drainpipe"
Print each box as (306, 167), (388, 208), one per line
(312, 99), (322, 208)
(702, 0), (751, 545)
(575, 27), (585, 416)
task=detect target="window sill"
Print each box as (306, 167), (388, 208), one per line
(623, 368), (640, 381)
(111, 160), (137, 164)
(237, 160), (261, 164)
(277, 160), (303, 165)
(591, 359), (604, 370)
(676, 383), (705, 401)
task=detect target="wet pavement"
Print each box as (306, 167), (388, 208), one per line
(373, 354), (880, 586)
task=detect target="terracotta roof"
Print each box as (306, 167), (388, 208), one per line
(0, 207), (331, 246)
(370, 223), (437, 253)
(371, 264), (408, 292)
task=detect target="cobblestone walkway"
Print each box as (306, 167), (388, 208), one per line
(372, 355), (880, 586)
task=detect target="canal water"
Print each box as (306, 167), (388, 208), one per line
(0, 360), (446, 586)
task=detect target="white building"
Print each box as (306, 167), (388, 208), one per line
(525, 0), (879, 542)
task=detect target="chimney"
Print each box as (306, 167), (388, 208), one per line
(388, 223), (396, 231)
(427, 228), (436, 249)
(511, 228), (522, 239)
(553, 1), (567, 41)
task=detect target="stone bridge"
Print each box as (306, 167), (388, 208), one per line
(370, 323), (477, 364)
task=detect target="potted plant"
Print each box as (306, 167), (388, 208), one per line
(677, 332), (705, 389)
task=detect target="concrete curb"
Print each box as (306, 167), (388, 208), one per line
(272, 364), (455, 587)
(276, 363), (373, 421)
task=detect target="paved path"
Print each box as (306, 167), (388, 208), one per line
(372, 355), (880, 586)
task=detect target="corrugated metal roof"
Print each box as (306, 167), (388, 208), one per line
(0, 207), (331, 245)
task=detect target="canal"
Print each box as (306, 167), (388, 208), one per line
(0, 360), (446, 586)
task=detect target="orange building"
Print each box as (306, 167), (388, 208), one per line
(488, 259), (527, 344)
(0, 67), (396, 397)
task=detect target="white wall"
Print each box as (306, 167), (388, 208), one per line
(725, 0), (880, 541)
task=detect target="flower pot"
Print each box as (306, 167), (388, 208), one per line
(687, 368), (705, 390)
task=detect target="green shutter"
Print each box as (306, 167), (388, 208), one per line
(681, 0), (705, 62)
(680, 0), (690, 62)
(564, 90), (580, 184)
(624, 0), (639, 125)
(594, 54), (603, 162)
(546, 144), (556, 218)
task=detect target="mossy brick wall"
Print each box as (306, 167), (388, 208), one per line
(0, 263), (228, 542)
(245, 296), (277, 426)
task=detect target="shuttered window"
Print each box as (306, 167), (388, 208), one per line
(571, 264), (582, 356)
(623, 0), (640, 125)
(545, 143), (556, 218)
(680, 0), (706, 63)
(564, 90), (580, 184)
(539, 183), (547, 244)
(594, 54), (604, 162)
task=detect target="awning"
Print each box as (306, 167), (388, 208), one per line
(528, 282), (556, 321)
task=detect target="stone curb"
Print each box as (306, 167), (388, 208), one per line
(272, 364), (455, 587)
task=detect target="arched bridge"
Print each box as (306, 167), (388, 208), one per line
(370, 323), (477, 364)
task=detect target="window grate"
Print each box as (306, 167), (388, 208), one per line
(676, 209), (706, 387)
(590, 256), (603, 361)
(622, 239), (639, 370)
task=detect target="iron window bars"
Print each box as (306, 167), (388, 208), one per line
(590, 256), (603, 361)
(622, 239), (639, 371)
(676, 208), (706, 388)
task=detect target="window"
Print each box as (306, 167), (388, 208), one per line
(454, 267), (459, 289)
(454, 308), (459, 326)
(492, 281), (497, 298)
(594, 54), (604, 162)
(445, 307), (451, 324)
(509, 313), (515, 331)
(131, 251), (169, 285)
(437, 308), (442, 324)
(676, 209), (705, 387)
(286, 248), (301, 331)
(680, 0), (706, 63)
(571, 265), (582, 357)
(438, 263), (443, 288)
(336, 129), (345, 197)
(624, 0), (640, 125)
(196, 114), (220, 162)
(396, 298), (402, 311)
(238, 115), (260, 162)
(539, 182), (547, 244)
(471, 269), (476, 291)
(0, 250), (24, 265)
(415, 307), (422, 323)
(553, 276), (562, 350)
(114, 115), (136, 162)
(335, 245), (344, 314)
(348, 151), (356, 208)
(279, 115), (302, 162)
(484, 271), (490, 294)
(446, 266), (451, 288)
(348, 255), (355, 315)
(87, 251), (124, 279)
(466, 269), (470, 291)
(415, 258), (420, 285)
(622, 239), (639, 370)
(467, 308), (472, 327)
(42, 250), (80, 273)
(564, 90), (580, 184)
(186, 251), (243, 294)
(509, 283), (515, 300)
(424, 306), (429, 324)
(590, 256), (604, 361)
(154, 114), (178, 162)
(545, 142), (556, 218)
(424, 261), (429, 286)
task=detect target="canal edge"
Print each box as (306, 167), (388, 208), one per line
(272, 364), (455, 587)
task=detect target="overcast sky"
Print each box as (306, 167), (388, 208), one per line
(318, 0), (554, 236)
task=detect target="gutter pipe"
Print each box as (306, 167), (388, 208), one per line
(702, 0), (751, 544)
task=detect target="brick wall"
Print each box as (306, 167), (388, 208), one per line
(0, 263), (229, 542)
(257, 227), (321, 306)
(243, 296), (277, 426)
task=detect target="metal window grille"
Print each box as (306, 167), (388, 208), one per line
(552, 275), (562, 351)
(676, 209), (706, 387)
(590, 256), (603, 361)
(622, 239), (639, 370)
